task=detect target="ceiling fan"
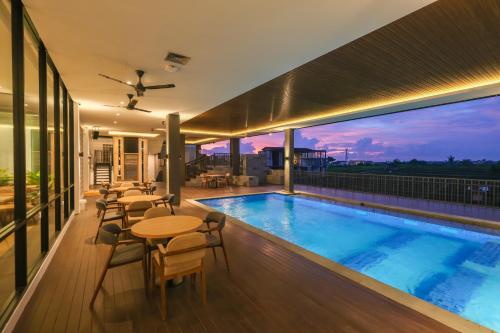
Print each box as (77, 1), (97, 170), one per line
(98, 69), (175, 97)
(104, 94), (152, 113)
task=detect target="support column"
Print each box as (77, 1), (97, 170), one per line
(284, 129), (294, 193)
(195, 144), (201, 159)
(165, 113), (181, 205)
(230, 138), (240, 176)
(81, 126), (90, 192)
(73, 103), (81, 213)
(180, 134), (186, 185)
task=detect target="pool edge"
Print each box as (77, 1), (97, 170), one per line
(186, 192), (496, 333)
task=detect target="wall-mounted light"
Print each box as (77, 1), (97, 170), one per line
(108, 131), (159, 138)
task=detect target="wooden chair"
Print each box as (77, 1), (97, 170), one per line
(216, 176), (227, 188)
(148, 185), (157, 195)
(152, 232), (207, 320)
(199, 212), (230, 272)
(126, 200), (153, 226)
(90, 223), (147, 308)
(124, 189), (142, 196)
(99, 187), (117, 204)
(94, 199), (125, 243)
(200, 176), (208, 188)
(144, 207), (172, 219)
(225, 173), (232, 186)
(156, 194), (175, 215)
(143, 206), (172, 272)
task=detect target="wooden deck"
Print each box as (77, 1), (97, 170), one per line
(13, 185), (457, 333)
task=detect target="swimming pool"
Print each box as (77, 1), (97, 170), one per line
(197, 193), (500, 332)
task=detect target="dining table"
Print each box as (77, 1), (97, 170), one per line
(116, 194), (162, 205)
(131, 215), (203, 239)
(110, 186), (148, 194)
(204, 174), (227, 188)
(132, 215), (204, 286)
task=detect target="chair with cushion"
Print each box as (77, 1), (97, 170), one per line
(120, 182), (134, 188)
(124, 189), (142, 197)
(132, 181), (141, 187)
(216, 176), (227, 188)
(156, 194), (175, 215)
(199, 212), (229, 272)
(99, 187), (117, 204)
(94, 199), (125, 243)
(148, 185), (157, 195)
(152, 232), (207, 319)
(143, 206), (172, 269)
(200, 176), (208, 188)
(89, 223), (147, 308)
(126, 200), (153, 226)
(144, 207), (172, 219)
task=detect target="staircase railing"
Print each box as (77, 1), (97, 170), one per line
(185, 155), (210, 180)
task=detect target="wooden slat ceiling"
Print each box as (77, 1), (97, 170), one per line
(181, 0), (500, 141)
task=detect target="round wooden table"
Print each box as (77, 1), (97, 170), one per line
(111, 186), (147, 192)
(117, 194), (162, 205)
(131, 215), (203, 239)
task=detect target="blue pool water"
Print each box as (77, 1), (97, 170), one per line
(198, 193), (500, 331)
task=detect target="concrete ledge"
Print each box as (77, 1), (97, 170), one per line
(187, 191), (495, 333)
(295, 190), (500, 231)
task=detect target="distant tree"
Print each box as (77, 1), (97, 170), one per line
(461, 159), (473, 166)
(491, 162), (500, 174)
(447, 155), (456, 164)
(327, 157), (336, 162)
(392, 159), (401, 166)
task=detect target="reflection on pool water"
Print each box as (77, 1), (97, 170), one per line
(198, 193), (500, 332)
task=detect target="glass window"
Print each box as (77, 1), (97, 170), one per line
(24, 23), (40, 211)
(48, 199), (56, 245)
(0, 232), (15, 312)
(0, 0), (14, 228)
(24, 23), (42, 271)
(0, 0), (15, 312)
(59, 85), (64, 192)
(47, 66), (55, 198)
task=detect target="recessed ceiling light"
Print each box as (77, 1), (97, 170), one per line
(24, 103), (28, 107)
(126, 81), (132, 85)
(113, 121), (117, 124)
(120, 101), (125, 105)
(116, 113), (120, 116)
(108, 131), (159, 138)
(164, 64), (179, 73)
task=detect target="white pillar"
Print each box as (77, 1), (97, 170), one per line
(284, 128), (294, 193)
(74, 104), (81, 213)
(81, 126), (90, 192)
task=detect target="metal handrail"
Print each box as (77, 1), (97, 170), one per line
(293, 170), (500, 207)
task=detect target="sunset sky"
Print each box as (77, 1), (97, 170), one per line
(201, 96), (500, 162)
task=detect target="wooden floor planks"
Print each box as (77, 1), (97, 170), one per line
(13, 185), (457, 333)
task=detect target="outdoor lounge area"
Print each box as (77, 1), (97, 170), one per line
(1, 1), (500, 332)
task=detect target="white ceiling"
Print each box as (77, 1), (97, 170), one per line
(23, 0), (434, 135)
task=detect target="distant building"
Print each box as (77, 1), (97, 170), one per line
(259, 147), (327, 171)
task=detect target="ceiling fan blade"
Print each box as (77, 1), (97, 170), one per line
(103, 104), (121, 108)
(133, 107), (152, 113)
(98, 73), (134, 87)
(144, 84), (175, 89)
(130, 99), (138, 107)
(0, 91), (12, 95)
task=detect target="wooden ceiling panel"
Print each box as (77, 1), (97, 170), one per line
(181, 0), (500, 135)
